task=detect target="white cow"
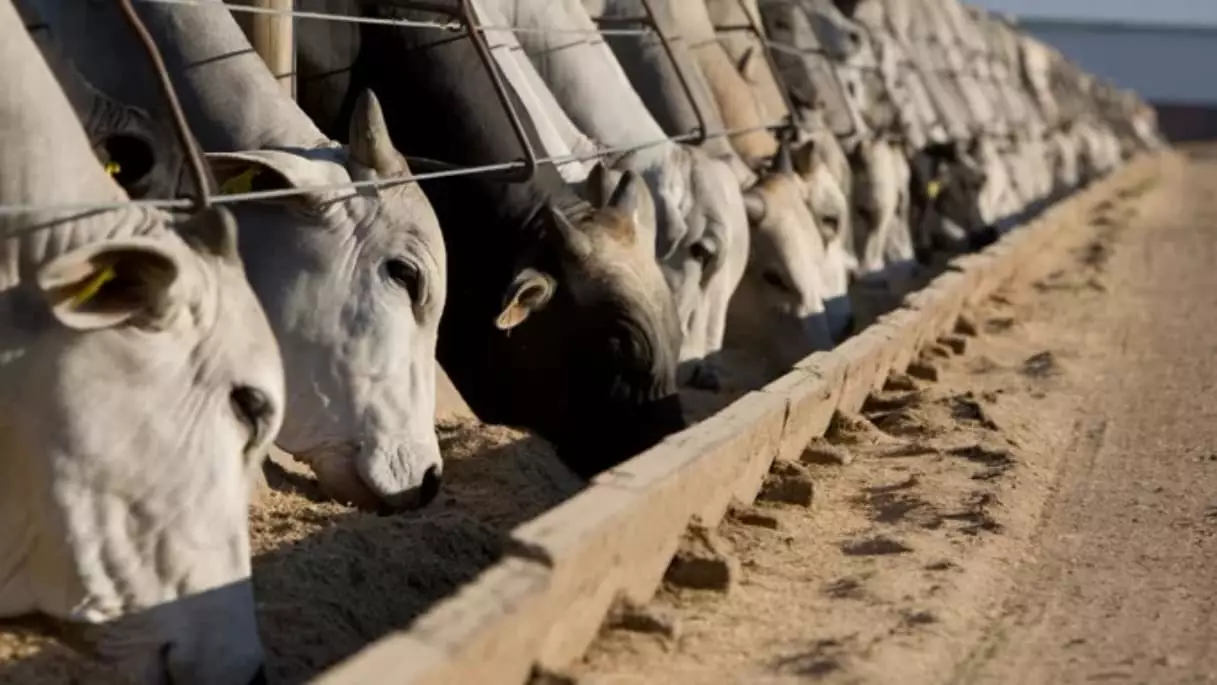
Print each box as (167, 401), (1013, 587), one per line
(585, 0), (847, 369)
(0, 2), (284, 682)
(27, 0), (449, 512)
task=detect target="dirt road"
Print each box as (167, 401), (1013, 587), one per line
(575, 147), (1217, 685)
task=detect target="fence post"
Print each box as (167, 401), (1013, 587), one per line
(231, 0), (295, 99)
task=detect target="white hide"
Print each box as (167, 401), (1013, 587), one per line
(0, 2), (284, 682)
(28, 0), (449, 512)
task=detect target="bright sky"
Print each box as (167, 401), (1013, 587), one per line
(968, 0), (1217, 27)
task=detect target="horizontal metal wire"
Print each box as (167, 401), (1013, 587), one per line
(2, 1), (1066, 217)
(0, 123), (785, 217)
(137, 0), (659, 37)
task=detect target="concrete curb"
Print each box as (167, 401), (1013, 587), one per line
(309, 151), (1172, 685)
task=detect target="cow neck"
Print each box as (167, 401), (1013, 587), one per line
(492, 0), (671, 151)
(0, 2), (159, 282)
(130, 0), (329, 152)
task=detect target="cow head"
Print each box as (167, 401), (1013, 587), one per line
(0, 207), (283, 685)
(908, 142), (990, 256)
(631, 146), (749, 389)
(204, 91), (448, 513)
(727, 143), (836, 375)
(805, 0), (867, 61)
(790, 136), (857, 341)
(486, 166), (685, 477)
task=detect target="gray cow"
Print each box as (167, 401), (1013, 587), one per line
(0, 2), (284, 683)
(26, 0), (449, 511)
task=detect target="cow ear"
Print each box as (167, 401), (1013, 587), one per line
(37, 237), (182, 331)
(495, 267), (557, 331)
(206, 150), (317, 204)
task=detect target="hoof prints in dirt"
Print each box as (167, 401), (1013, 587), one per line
(1022, 350), (1061, 378)
(854, 476), (931, 525)
(841, 536), (914, 556)
(771, 637), (851, 677)
(864, 391), (1000, 440)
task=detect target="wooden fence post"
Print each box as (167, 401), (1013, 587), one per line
(231, 0), (295, 99)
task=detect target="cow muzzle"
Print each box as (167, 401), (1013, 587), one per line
(295, 438), (443, 512)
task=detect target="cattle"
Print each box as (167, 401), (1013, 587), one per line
(24, 27), (189, 202)
(294, 0), (686, 478)
(759, 0), (921, 311)
(687, 0), (863, 345)
(25, 0), (450, 512)
(0, 1), (284, 682)
(469, 0), (605, 188)
(473, 0), (747, 388)
(585, 0), (847, 371)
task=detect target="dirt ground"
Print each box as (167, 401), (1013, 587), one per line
(572, 148), (1217, 685)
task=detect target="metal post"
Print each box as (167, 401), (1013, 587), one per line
(232, 0), (296, 100)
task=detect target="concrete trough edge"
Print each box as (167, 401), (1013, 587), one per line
(309, 151), (1169, 685)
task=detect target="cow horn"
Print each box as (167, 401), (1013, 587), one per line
(585, 162), (615, 209)
(548, 207), (593, 260)
(608, 169), (643, 216)
(774, 143), (794, 175)
(349, 89), (408, 177)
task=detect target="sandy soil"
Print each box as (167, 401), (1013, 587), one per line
(570, 150), (1217, 685)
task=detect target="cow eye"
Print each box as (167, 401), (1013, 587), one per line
(762, 269), (792, 294)
(822, 215), (841, 231)
(689, 240), (716, 266)
(230, 385), (272, 449)
(384, 258), (423, 302)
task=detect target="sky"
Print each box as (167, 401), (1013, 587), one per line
(969, 0), (1217, 27)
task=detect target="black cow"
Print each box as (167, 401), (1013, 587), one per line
(294, 0), (687, 478)
(907, 142), (996, 261)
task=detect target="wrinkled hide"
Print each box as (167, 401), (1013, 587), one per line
(28, 0), (450, 512)
(0, 4), (284, 682)
(295, 0), (688, 477)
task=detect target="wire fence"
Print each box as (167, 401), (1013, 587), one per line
(1, 0), (1083, 218)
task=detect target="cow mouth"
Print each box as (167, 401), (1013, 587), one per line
(291, 442), (389, 512)
(290, 441), (442, 513)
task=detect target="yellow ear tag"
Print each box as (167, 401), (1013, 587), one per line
(219, 167), (260, 195)
(926, 179), (943, 200)
(104, 161), (122, 177)
(71, 264), (117, 307)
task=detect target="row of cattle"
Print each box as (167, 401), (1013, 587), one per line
(0, 0), (1160, 683)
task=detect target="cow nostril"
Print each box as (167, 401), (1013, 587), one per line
(246, 665), (269, 685)
(419, 465), (442, 508)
